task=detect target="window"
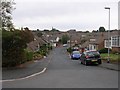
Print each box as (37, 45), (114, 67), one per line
(112, 36), (120, 47)
(105, 40), (111, 48)
(94, 45), (96, 49)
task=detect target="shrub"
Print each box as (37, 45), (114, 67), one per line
(99, 48), (111, 54)
(40, 50), (47, 56)
(67, 47), (72, 53)
(25, 51), (33, 61)
(2, 29), (34, 67)
(2, 49), (27, 67)
(33, 52), (43, 60)
(48, 45), (53, 50)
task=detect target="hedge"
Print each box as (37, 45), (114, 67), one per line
(99, 48), (112, 54)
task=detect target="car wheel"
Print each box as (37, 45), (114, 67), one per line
(85, 60), (88, 66)
(81, 61), (83, 64)
(98, 60), (102, 64)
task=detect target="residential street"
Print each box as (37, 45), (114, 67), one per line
(2, 46), (118, 88)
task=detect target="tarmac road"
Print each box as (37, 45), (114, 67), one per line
(2, 47), (118, 88)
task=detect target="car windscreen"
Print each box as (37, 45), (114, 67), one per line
(87, 51), (100, 56)
(73, 51), (80, 54)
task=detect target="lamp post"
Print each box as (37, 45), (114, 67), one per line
(70, 35), (72, 48)
(105, 7), (110, 63)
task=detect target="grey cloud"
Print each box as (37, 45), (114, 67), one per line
(13, 0), (118, 31)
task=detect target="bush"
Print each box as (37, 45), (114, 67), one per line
(67, 47), (72, 53)
(48, 45), (53, 50)
(36, 49), (47, 56)
(25, 51), (33, 61)
(2, 29), (34, 67)
(40, 50), (47, 56)
(99, 48), (111, 54)
(2, 49), (27, 67)
(33, 52), (43, 60)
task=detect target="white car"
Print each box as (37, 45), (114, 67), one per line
(63, 44), (67, 47)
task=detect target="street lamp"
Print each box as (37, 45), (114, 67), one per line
(105, 7), (110, 63)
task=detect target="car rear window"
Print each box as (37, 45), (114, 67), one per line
(87, 51), (100, 56)
(73, 51), (80, 54)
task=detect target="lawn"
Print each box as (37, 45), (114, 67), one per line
(100, 53), (120, 63)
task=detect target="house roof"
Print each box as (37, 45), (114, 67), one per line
(81, 41), (89, 48)
(27, 35), (47, 52)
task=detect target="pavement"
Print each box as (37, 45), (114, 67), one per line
(2, 52), (52, 80)
(2, 48), (120, 81)
(99, 61), (120, 71)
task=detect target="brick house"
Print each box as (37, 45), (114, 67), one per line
(27, 35), (47, 52)
(104, 30), (120, 53)
(105, 35), (120, 53)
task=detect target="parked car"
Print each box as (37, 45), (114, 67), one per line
(72, 47), (79, 51)
(80, 50), (102, 65)
(71, 51), (81, 60)
(63, 44), (67, 47)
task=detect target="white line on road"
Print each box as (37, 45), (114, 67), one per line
(1, 53), (52, 83)
(1, 68), (47, 83)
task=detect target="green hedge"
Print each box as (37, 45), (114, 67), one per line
(99, 48), (112, 53)
(25, 51), (33, 61)
(2, 50), (27, 67)
(2, 30), (34, 67)
(67, 47), (72, 53)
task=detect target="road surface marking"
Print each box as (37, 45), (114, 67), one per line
(1, 68), (46, 82)
(1, 53), (53, 82)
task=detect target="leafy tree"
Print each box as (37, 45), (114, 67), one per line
(2, 29), (34, 67)
(1, 0), (15, 30)
(43, 29), (49, 32)
(85, 31), (89, 33)
(51, 27), (59, 32)
(61, 34), (69, 44)
(92, 30), (98, 33)
(2, 30), (25, 67)
(99, 27), (106, 32)
(21, 27), (34, 43)
(37, 29), (39, 31)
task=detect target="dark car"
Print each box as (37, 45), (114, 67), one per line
(80, 50), (102, 65)
(71, 51), (81, 60)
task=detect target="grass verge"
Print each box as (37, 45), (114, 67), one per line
(100, 53), (120, 64)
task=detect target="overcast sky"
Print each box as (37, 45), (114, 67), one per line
(12, 0), (119, 31)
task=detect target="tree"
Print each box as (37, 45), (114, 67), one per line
(51, 27), (59, 32)
(61, 34), (69, 44)
(85, 31), (89, 33)
(2, 30), (26, 67)
(99, 27), (106, 32)
(1, 0), (15, 30)
(2, 29), (34, 67)
(92, 30), (98, 33)
(22, 27), (34, 43)
(43, 29), (49, 32)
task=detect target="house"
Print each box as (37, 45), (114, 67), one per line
(81, 32), (106, 51)
(81, 41), (89, 50)
(105, 35), (120, 53)
(27, 35), (47, 52)
(49, 36), (60, 47)
(88, 39), (98, 51)
(89, 30), (120, 52)
(104, 30), (120, 53)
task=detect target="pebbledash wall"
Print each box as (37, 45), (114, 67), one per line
(118, 1), (120, 30)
